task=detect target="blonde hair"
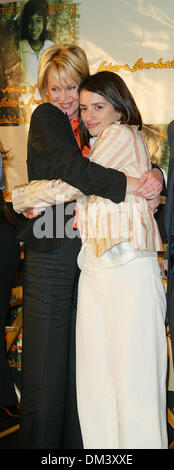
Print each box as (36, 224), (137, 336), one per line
(38, 44), (90, 100)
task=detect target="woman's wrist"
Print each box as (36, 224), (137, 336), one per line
(126, 176), (139, 194)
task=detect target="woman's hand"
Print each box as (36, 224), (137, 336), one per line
(147, 195), (161, 214)
(134, 168), (163, 199)
(160, 258), (168, 279)
(23, 208), (45, 219)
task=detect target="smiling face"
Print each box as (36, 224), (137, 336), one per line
(27, 13), (44, 41)
(47, 69), (80, 120)
(80, 90), (122, 136)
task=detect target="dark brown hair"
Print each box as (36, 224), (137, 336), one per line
(79, 71), (142, 147)
(21, 0), (49, 42)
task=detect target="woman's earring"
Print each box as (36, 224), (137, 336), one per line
(116, 112), (121, 122)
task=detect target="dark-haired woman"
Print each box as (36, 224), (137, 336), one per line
(13, 71), (168, 449)
(19, 0), (53, 88)
(75, 72), (167, 449)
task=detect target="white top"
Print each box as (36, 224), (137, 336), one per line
(19, 39), (54, 88)
(78, 240), (156, 270)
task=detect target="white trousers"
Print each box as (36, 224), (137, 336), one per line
(76, 249), (168, 449)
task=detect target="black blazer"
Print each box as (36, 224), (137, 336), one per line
(164, 121), (174, 364)
(165, 121), (174, 240)
(18, 103), (127, 251)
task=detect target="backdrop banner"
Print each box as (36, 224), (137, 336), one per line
(0, 0), (173, 193)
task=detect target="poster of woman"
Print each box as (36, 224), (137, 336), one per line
(0, 0), (80, 126)
(0, 0), (172, 192)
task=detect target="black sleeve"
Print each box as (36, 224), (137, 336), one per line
(27, 103), (127, 204)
